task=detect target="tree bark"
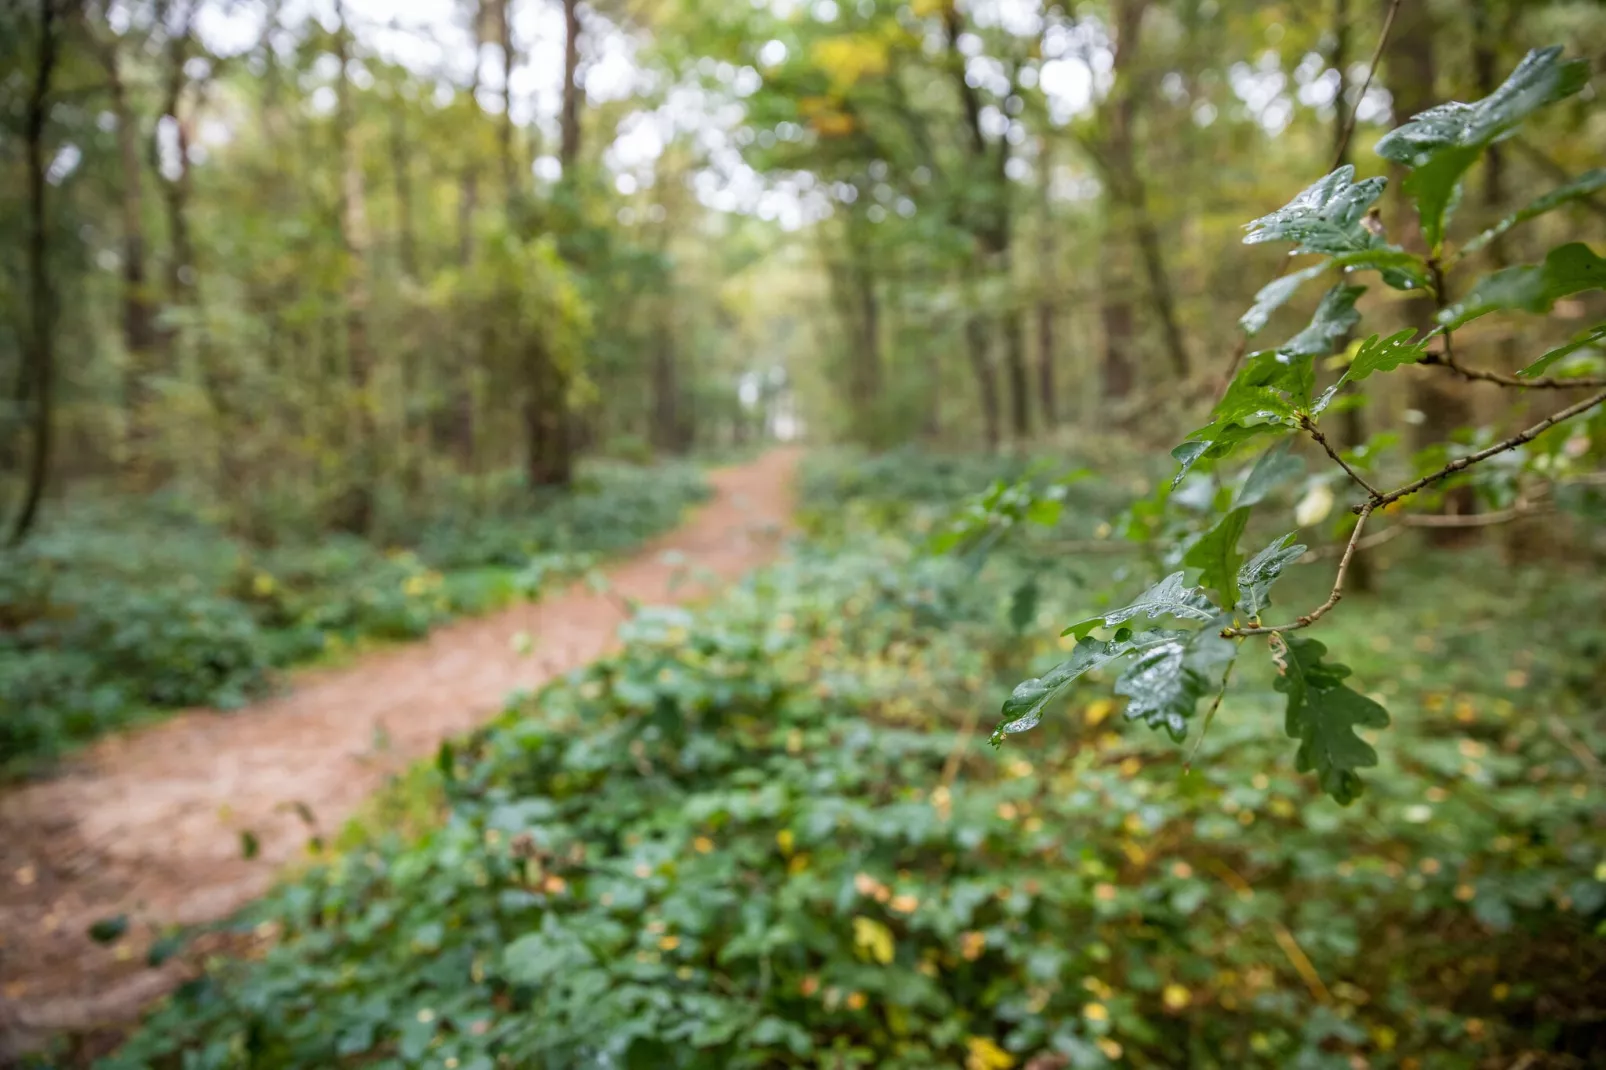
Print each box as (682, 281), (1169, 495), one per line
(10, 0), (59, 546)
(89, 8), (159, 478)
(1104, 0), (1190, 379)
(1036, 139), (1058, 428)
(154, 1), (197, 307)
(521, 0), (582, 488)
(964, 317), (1002, 450)
(650, 304), (680, 453)
(498, 0), (518, 205)
(560, 0), (582, 171)
(389, 101), (418, 278)
(943, 1), (1025, 442)
(332, 0), (378, 533)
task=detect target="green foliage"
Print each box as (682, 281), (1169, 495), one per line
(1271, 636), (1390, 807)
(1376, 47), (1589, 250)
(0, 463), (708, 773)
(1242, 166), (1386, 256)
(981, 43), (1606, 804)
(97, 520), (1606, 1069)
(1438, 242), (1606, 330)
(1461, 168), (1606, 257)
(1520, 323), (1606, 378)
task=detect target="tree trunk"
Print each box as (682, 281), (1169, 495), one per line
(1100, 281), (1136, 402)
(651, 303), (680, 453)
(964, 316), (1001, 450)
(9, 0), (58, 546)
(560, 0), (581, 172)
(498, 0), (518, 205)
(1329, 0), (1372, 591)
(1002, 301), (1030, 441)
(92, 18), (159, 480)
(1036, 140), (1058, 428)
(332, 0), (378, 533)
(389, 102), (418, 278)
(1388, 0), (1474, 540)
(1105, 0), (1190, 379)
(521, 0), (582, 489)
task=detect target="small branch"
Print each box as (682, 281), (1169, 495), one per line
(1359, 388), (1606, 513)
(1301, 415), (1381, 497)
(1329, 0), (1401, 180)
(1420, 351), (1606, 390)
(1222, 504), (1373, 638)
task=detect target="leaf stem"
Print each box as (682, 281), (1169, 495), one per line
(1221, 504), (1373, 638)
(1300, 415), (1381, 497)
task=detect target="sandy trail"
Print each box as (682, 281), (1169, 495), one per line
(0, 449), (799, 1054)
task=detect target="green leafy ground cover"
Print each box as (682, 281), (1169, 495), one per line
(0, 462), (708, 774)
(75, 452), (1606, 1070)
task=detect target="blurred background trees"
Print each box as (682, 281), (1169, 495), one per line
(2, 0), (1603, 543)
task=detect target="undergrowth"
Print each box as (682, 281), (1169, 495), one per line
(73, 452), (1606, 1070)
(0, 462), (709, 774)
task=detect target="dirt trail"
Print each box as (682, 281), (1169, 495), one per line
(0, 449), (799, 1053)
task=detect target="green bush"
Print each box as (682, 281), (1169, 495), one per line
(98, 531), (1605, 1069)
(0, 462), (709, 773)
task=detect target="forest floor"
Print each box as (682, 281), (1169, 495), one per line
(0, 448), (800, 1054)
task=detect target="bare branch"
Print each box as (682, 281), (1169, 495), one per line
(1420, 350), (1606, 390)
(1358, 388), (1606, 513)
(1301, 415), (1381, 497)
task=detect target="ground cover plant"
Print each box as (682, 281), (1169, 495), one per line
(0, 462), (708, 774)
(67, 454), (1606, 1070)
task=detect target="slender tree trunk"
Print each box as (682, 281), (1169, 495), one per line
(560, 0), (581, 172)
(93, 16), (159, 480)
(1100, 281), (1136, 401)
(1036, 140), (1058, 428)
(390, 102), (418, 278)
(523, 0), (582, 488)
(1105, 0), (1190, 379)
(1388, 0), (1474, 539)
(650, 303), (680, 453)
(1329, 0), (1372, 591)
(964, 317), (1001, 450)
(499, 0), (518, 205)
(1002, 297), (1030, 441)
(332, 0), (378, 533)
(9, 0), (58, 545)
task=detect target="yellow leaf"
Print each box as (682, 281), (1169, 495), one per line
(1084, 698), (1114, 726)
(852, 916), (895, 965)
(965, 1035), (1015, 1070)
(1294, 482), (1334, 527)
(776, 829), (795, 856)
(1083, 1001), (1109, 1022)
(810, 35), (889, 91)
(1162, 983), (1190, 1010)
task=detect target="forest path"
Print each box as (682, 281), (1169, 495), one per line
(0, 448), (800, 1054)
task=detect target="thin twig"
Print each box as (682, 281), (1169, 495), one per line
(1186, 655), (1236, 770)
(1420, 351), (1606, 390)
(1359, 388), (1606, 513)
(1329, 0), (1400, 182)
(1222, 504), (1373, 638)
(1211, 0), (1403, 403)
(1301, 416), (1381, 497)
(1204, 860), (1332, 1005)
(1546, 715), (1604, 784)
